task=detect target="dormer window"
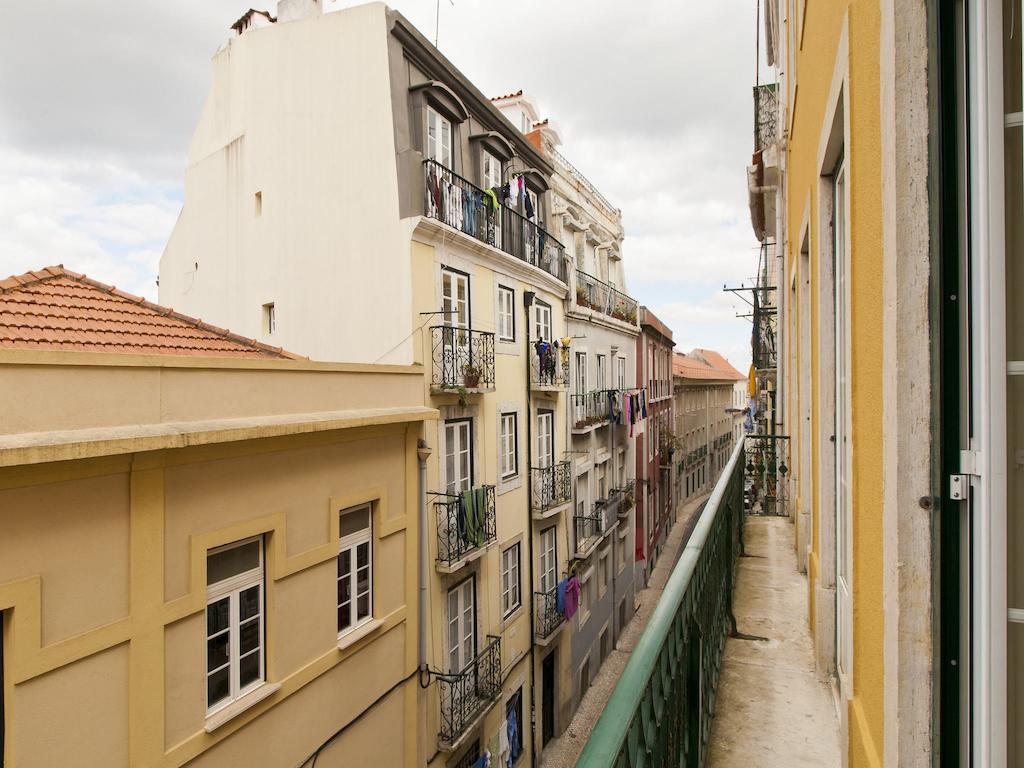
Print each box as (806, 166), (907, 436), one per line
(427, 107), (453, 169)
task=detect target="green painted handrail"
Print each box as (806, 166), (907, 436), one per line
(575, 439), (746, 767)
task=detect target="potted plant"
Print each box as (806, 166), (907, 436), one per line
(463, 364), (482, 388)
(576, 287), (590, 308)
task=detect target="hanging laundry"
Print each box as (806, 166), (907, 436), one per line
(524, 189), (535, 219)
(556, 577), (568, 613)
(641, 390), (648, 419)
(507, 709), (520, 768)
(508, 174), (520, 205)
(564, 576), (581, 619)
(484, 187), (500, 212)
(499, 721), (510, 768)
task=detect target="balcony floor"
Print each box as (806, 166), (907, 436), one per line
(707, 516), (841, 768)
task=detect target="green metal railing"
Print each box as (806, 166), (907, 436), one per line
(575, 440), (745, 767)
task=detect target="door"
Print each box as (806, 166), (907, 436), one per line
(833, 161), (853, 696)
(445, 420), (472, 496)
(534, 300), (552, 342)
(441, 269), (470, 378)
(542, 651), (556, 746)
(537, 410), (555, 507)
(482, 151), (502, 249)
(447, 578), (476, 673)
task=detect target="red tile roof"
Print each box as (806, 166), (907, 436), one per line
(490, 89), (524, 102)
(673, 349), (745, 381)
(0, 266), (302, 360)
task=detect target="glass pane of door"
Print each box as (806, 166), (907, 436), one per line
(540, 527), (556, 594)
(537, 412), (554, 468)
(447, 578), (475, 673)
(445, 421), (472, 495)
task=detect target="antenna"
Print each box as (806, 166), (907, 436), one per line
(434, 0), (454, 48)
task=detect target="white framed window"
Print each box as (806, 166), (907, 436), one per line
(447, 577), (476, 673)
(500, 412), (518, 479)
(598, 548), (610, 597)
(596, 463), (607, 501)
(578, 570), (592, 626)
(338, 504), (373, 637)
(206, 537), (265, 715)
(539, 526), (557, 594)
(596, 354), (606, 390)
(445, 419), (473, 494)
(536, 410), (554, 469)
(618, 531), (629, 573)
(616, 357), (626, 390)
(263, 302), (275, 335)
(575, 351), (587, 394)
(482, 150), (502, 189)
(441, 268), (470, 329)
(497, 285), (515, 342)
(500, 543), (521, 618)
(533, 299), (552, 342)
(426, 106), (453, 169)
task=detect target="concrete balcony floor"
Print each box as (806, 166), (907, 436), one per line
(707, 516), (841, 767)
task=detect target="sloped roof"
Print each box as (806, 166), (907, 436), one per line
(674, 349), (745, 381)
(0, 266), (302, 360)
(490, 89), (524, 101)
(692, 348), (746, 380)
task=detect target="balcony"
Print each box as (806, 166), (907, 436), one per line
(423, 159), (567, 284)
(531, 461), (572, 519)
(534, 586), (566, 645)
(531, 341), (570, 391)
(571, 390), (613, 433)
(430, 326), (495, 394)
(574, 440), (840, 768)
(437, 635), (503, 751)
(609, 479), (636, 518)
(574, 269), (639, 327)
(434, 486), (497, 573)
(574, 502), (615, 559)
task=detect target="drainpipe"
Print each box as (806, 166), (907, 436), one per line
(416, 438), (431, 768)
(523, 290), (538, 768)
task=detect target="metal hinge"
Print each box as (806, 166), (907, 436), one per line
(950, 450), (982, 501)
(949, 474), (968, 500)
(959, 449), (981, 476)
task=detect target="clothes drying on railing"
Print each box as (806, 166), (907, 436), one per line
(564, 576), (581, 620)
(458, 488), (489, 547)
(534, 339), (559, 384)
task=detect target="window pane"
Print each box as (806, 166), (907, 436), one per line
(239, 586), (260, 621)
(207, 539), (260, 585)
(207, 666), (230, 707)
(207, 597), (230, 636)
(239, 650), (260, 688)
(356, 541), (370, 570)
(239, 618), (260, 656)
(357, 565), (370, 598)
(357, 593), (370, 620)
(339, 549), (351, 575)
(207, 633), (229, 673)
(340, 505), (371, 538)
(338, 573), (351, 606)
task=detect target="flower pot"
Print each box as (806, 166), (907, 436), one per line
(463, 371), (481, 388)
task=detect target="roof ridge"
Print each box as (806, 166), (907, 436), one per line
(0, 265), (305, 360)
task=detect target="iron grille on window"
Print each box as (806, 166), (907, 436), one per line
(431, 326), (496, 391)
(532, 461), (572, 513)
(423, 159), (567, 283)
(434, 486), (497, 566)
(437, 635), (502, 747)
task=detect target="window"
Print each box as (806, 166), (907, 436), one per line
(263, 302), (275, 335)
(506, 688), (524, 762)
(338, 504), (372, 636)
(500, 412), (518, 479)
(598, 548), (610, 596)
(575, 352), (587, 393)
(441, 268), (470, 329)
(596, 354), (606, 390)
(536, 410), (554, 469)
(579, 571), (592, 625)
(482, 150), (502, 189)
(206, 537), (264, 714)
(500, 543), (521, 618)
(596, 464), (607, 501)
(616, 357), (626, 390)
(533, 299), (552, 342)
(497, 285), (515, 342)
(618, 532), (628, 573)
(447, 577), (475, 673)
(539, 527), (557, 594)
(254, 191), (262, 217)
(445, 419), (473, 494)
(426, 106), (453, 169)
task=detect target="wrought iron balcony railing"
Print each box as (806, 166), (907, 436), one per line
(532, 461), (572, 514)
(609, 479), (636, 515)
(574, 503), (613, 556)
(423, 159), (567, 283)
(531, 341), (570, 388)
(574, 269), (639, 326)
(437, 635), (503, 748)
(576, 441), (745, 767)
(430, 326), (495, 392)
(434, 485), (497, 568)
(754, 82), (779, 151)
(535, 586), (565, 641)
(571, 390), (613, 431)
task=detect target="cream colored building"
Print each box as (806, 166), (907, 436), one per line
(0, 266), (436, 768)
(159, 3), (578, 763)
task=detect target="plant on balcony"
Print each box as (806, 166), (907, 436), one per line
(625, 307), (638, 324)
(462, 364), (482, 388)
(575, 286), (591, 308)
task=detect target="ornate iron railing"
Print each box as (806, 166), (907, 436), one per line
(434, 486), (497, 566)
(531, 341), (570, 388)
(575, 441), (745, 767)
(571, 390), (613, 430)
(574, 502), (613, 554)
(532, 461), (572, 513)
(437, 635), (503, 747)
(550, 147), (620, 219)
(423, 159), (567, 283)
(575, 269), (639, 325)
(610, 479), (636, 515)
(447, 741), (482, 768)
(430, 326), (495, 391)
(754, 82), (779, 151)
(535, 586), (565, 640)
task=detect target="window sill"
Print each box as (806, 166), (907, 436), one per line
(204, 682), (281, 733)
(337, 617), (386, 650)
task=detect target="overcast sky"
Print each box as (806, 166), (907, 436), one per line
(0, 0), (763, 370)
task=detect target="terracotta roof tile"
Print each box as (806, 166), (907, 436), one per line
(0, 266), (303, 360)
(674, 349), (746, 381)
(490, 89), (524, 102)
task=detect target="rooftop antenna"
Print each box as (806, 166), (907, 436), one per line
(435, 0), (454, 48)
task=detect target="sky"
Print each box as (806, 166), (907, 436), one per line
(0, 0), (762, 371)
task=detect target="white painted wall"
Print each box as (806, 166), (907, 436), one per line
(160, 3), (413, 364)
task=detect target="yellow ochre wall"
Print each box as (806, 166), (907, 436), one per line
(0, 423), (424, 768)
(785, 2), (885, 766)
